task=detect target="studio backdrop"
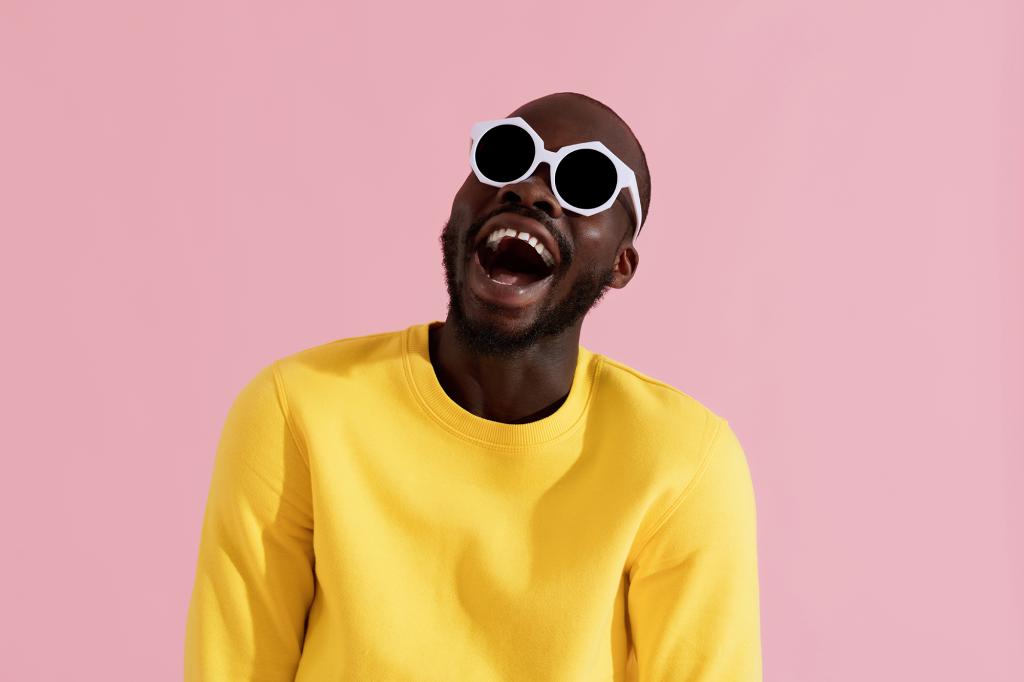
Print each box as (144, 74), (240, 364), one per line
(1, 1), (1021, 680)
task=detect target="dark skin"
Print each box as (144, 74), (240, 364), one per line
(431, 93), (644, 424)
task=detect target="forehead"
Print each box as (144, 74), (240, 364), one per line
(508, 96), (641, 171)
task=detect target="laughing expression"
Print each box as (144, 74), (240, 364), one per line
(440, 94), (643, 356)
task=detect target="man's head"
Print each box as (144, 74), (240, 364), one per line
(441, 92), (651, 357)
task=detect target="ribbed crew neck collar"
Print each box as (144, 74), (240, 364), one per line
(402, 321), (602, 449)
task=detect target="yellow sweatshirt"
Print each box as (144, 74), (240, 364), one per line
(184, 321), (762, 681)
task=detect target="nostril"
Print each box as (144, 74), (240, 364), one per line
(533, 200), (554, 215)
(501, 190), (522, 204)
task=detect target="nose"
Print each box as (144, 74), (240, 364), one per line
(496, 166), (563, 221)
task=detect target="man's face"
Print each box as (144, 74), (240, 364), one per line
(441, 95), (642, 356)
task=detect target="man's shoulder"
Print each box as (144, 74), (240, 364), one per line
(591, 353), (745, 544)
(593, 352), (724, 431)
(278, 325), (407, 368)
(268, 323), (412, 397)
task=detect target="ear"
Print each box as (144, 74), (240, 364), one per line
(608, 243), (639, 289)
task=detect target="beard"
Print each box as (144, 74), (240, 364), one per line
(440, 210), (616, 357)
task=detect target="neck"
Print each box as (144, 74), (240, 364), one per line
(428, 317), (582, 424)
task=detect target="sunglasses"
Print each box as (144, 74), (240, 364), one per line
(469, 117), (644, 238)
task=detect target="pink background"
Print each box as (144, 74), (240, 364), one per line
(2, 1), (1021, 679)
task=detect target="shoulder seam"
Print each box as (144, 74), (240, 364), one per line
(626, 415), (727, 572)
(598, 355), (696, 402)
(270, 361), (312, 472)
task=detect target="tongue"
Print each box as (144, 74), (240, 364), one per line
(490, 265), (543, 285)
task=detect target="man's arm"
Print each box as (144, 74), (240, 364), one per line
(184, 363), (315, 681)
(627, 417), (763, 681)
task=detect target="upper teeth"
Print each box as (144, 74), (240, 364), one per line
(484, 228), (555, 267)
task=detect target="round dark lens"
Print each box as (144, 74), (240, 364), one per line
(554, 149), (618, 210)
(474, 124), (536, 183)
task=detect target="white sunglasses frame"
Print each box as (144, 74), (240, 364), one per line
(469, 117), (644, 237)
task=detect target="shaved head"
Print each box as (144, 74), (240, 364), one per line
(510, 92), (651, 240)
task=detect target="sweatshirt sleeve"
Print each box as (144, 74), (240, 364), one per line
(184, 362), (315, 681)
(627, 417), (763, 681)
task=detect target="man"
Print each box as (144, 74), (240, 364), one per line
(184, 92), (763, 681)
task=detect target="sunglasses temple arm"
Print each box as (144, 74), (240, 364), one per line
(628, 184), (643, 238)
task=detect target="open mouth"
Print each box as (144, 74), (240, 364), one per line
(475, 227), (556, 286)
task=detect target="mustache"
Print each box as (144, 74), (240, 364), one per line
(465, 204), (570, 263)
